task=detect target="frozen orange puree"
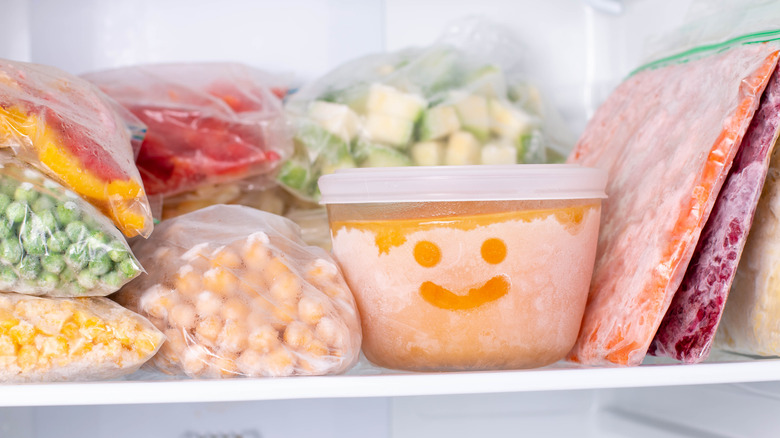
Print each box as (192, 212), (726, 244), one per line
(330, 201), (601, 371)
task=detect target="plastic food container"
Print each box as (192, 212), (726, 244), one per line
(319, 165), (607, 371)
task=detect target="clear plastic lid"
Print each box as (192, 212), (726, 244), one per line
(318, 165), (608, 204)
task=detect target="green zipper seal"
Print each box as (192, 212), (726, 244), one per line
(630, 29), (780, 76)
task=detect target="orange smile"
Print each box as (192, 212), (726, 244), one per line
(419, 275), (510, 310)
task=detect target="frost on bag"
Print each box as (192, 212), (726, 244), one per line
(567, 42), (780, 366)
(280, 18), (572, 201)
(0, 59), (153, 238)
(114, 205), (361, 378)
(0, 293), (163, 383)
(83, 63), (293, 198)
(0, 154), (141, 297)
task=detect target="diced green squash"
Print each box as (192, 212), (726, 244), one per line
(358, 143), (412, 168)
(466, 65), (507, 98)
(278, 160), (311, 191)
(451, 93), (490, 142)
(489, 98), (534, 139)
(308, 101), (361, 142)
(417, 106), (460, 141)
(411, 141), (445, 166)
(364, 114), (415, 148)
(444, 131), (481, 166)
(480, 141), (518, 165)
(366, 84), (427, 121)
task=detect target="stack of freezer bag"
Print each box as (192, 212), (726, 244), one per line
(279, 18), (573, 202)
(564, 8), (780, 365)
(0, 59), (164, 382)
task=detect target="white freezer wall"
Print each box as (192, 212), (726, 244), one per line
(2, 0), (693, 132)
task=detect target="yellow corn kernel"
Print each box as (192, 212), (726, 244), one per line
(9, 322), (35, 346)
(17, 344), (39, 371)
(60, 321), (79, 339)
(0, 317), (19, 334)
(0, 334), (16, 356)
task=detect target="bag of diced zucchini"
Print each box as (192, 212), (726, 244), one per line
(0, 153), (142, 297)
(280, 18), (573, 201)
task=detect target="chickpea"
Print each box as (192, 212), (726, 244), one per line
(314, 317), (342, 347)
(247, 324), (279, 353)
(174, 265), (203, 301)
(160, 328), (186, 362)
(262, 347), (295, 377)
(195, 291), (222, 317)
(236, 349), (264, 375)
(139, 285), (178, 320)
(269, 272), (302, 304)
(298, 294), (326, 326)
(182, 345), (208, 375)
(283, 321), (314, 349)
(169, 304), (197, 330)
(221, 297), (250, 321)
(203, 267), (240, 296)
(218, 319), (248, 354)
(196, 315), (223, 344)
(210, 356), (241, 378)
(212, 247), (243, 270)
(243, 236), (271, 269)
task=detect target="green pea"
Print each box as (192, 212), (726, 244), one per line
(107, 241), (129, 263)
(42, 254), (65, 274)
(38, 272), (59, 292)
(0, 194), (11, 215)
(88, 252), (112, 276)
(60, 267), (76, 284)
(0, 179), (18, 197)
(13, 184), (38, 203)
(65, 243), (88, 270)
(21, 234), (45, 256)
(37, 210), (58, 231)
(100, 271), (124, 289)
(32, 196), (55, 214)
(69, 283), (87, 296)
(0, 265), (17, 288)
(47, 231), (70, 254)
(55, 202), (80, 226)
(65, 221), (88, 242)
(77, 270), (97, 289)
(86, 231), (109, 254)
(0, 219), (14, 240)
(118, 258), (140, 279)
(0, 240), (22, 265)
(17, 256), (41, 281)
(5, 202), (27, 224)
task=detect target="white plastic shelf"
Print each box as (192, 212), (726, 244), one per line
(2, 355), (780, 407)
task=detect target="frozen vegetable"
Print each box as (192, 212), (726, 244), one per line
(0, 154), (141, 297)
(83, 63), (293, 197)
(0, 58), (152, 237)
(114, 205), (361, 378)
(280, 18), (571, 201)
(650, 65), (780, 363)
(567, 42), (780, 366)
(0, 293), (163, 382)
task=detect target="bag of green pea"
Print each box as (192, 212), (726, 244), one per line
(0, 153), (142, 297)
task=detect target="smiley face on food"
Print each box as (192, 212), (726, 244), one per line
(414, 238), (510, 310)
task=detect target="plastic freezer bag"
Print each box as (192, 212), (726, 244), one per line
(280, 18), (573, 201)
(0, 293), (163, 383)
(649, 63), (780, 363)
(114, 205), (361, 378)
(0, 154), (141, 297)
(0, 59), (153, 238)
(716, 137), (780, 356)
(83, 63), (293, 198)
(567, 43), (780, 366)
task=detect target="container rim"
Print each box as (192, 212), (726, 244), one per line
(318, 164), (608, 204)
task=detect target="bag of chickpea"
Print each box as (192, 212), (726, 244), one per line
(114, 205), (361, 378)
(0, 293), (164, 382)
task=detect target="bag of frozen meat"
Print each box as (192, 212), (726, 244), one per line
(0, 292), (164, 383)
(113, 205), (361, 378)
(83, 63), (293, 198)
(0, 58), (153, 238)
(0, 153), (142, 297)
(566, 2), (780, 366)
(279, 17), (573, 201)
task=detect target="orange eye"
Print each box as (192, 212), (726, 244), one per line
(481, 238), (506, 264)
(414, 241), (441, 268)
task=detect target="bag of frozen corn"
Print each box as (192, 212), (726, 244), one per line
(0, 293), (164, 382)
(279, 18), (573, 201)
(0, 58), (152, 238)
(0, 153), (142, 297)
(114, 205), (361, 378)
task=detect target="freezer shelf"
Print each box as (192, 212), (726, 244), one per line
(2, 355), (780, 407)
